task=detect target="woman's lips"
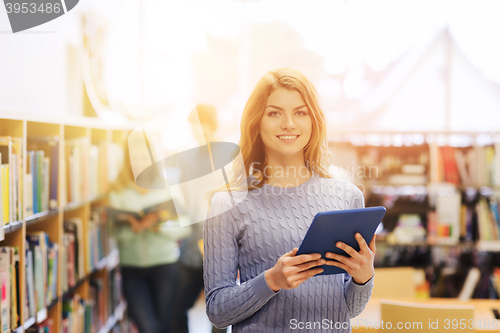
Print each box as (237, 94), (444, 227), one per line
(276, 135), (300, 143)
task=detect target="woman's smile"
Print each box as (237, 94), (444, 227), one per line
(276, 134), (300, 142)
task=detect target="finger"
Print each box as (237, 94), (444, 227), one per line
(295, 258), (326, 273)
(324, 253), (360, 270)
(294, 269), (324, 286)
(283, 248), (299, 257)
(369, 234), (376, 253)
(355, 233), (370, 253)
(292, 266), (324, 283)
(288, 253), (323, 266)
(324, 259), (349, 272)
(336, 242), (364, 262)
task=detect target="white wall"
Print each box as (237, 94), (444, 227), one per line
(0, 0), (119, 117)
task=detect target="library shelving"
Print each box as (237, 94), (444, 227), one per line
(328, 129), (500, 299)
(0, 111), (133, 333)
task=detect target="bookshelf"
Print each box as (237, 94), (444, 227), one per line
(0, 111), (132, 332)
(329, 130), (500, 299)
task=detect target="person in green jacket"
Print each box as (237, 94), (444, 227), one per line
(108, 140), (190, 333)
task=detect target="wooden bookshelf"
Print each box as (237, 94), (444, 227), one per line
(330, 130), (500, 299)
(329, 130), (500, 251)
(0, 111), (133, 332)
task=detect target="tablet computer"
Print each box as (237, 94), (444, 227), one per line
(296, 206), (386, 275)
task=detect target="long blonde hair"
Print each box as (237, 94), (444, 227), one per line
(206, 68), (332, 204)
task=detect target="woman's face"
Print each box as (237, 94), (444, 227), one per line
(259, 88), (312, 161)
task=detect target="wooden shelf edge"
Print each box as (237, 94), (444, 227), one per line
(97, 301), (126, 333)
(476, 240), (500, 252)
(62, 278), (86, 301)
(25, 209), (60, 226)
(23, 317), (36, 330)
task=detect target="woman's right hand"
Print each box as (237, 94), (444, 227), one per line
(264, 248), (325, 292)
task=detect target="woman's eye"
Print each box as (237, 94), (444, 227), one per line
(296, 110), (308, 116)
(269, 112), (280, 117)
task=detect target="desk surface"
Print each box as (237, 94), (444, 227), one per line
(352, 298), (500, 332)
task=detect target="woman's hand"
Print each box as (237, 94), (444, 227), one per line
(325, 233), (376, 285)
(127, 212), (160, 233)
(265, 248), (325, 292)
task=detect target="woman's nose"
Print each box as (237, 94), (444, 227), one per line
(281, 114), (295, 130)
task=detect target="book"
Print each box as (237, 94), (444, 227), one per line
(435, 191), (461, 244)
(0, 137), (22, 222)
(25, 245), (36, 319)
(0, 165), (7, 225)
(106, 199), (178, 226)
(66, 138), (89, 204)
(27, 136), (59, 211)
(64, 218), (84, 281)
(26, 232), (50, 312)
(0, 271), (8, 333)
(441, 146), (460, 185)
(23, 174), (33, 217)
(11, 248), (19, 330)
(28, 151), (37, 214)
(0, 248), (11, 332)
(0, 137), (13, 223)
(458, 267), (481, 301)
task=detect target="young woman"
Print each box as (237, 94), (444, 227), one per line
(109, 142), (190, 333)
(203, 68), (375, 332)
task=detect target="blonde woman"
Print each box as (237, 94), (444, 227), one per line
(109, 142), (190, 333)
(203, 68), (375, 332)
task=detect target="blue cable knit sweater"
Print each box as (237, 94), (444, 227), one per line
(203, 175), (374, 332)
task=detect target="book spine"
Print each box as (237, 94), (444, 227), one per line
(49, 143), (58, 209)
(37, 151), (44, 213)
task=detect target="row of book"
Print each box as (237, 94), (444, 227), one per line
(88, 210), (109, 272)
(332, 142), (500, 188)
(107, 269), (122, 324)
(63, 212), (118, 292)
(430, 144), (500, 188)
(26, 318), (54, 333)
(0, 247), (20, 332)
(67, 139), (121, 204)
(25, 137), (59, 217)
(492, 267), (500, 298)
(1, 136), (123, 223)
(426, 189), (500, 244)
(62, 293), (88, 333)
(25, 232), (58, 320)
(62, 218), (84, 292)
(61, 272), (124, 333)
(0, 137), (22, 224)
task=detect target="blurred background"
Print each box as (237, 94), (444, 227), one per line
(2, 1), (500, 332)
(2, 0), (500, 136)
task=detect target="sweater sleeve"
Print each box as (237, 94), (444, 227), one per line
(343, 184), (374, 318)
(203, 193), (278, 329)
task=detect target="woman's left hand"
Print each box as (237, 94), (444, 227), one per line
(325, 233), (376, 285)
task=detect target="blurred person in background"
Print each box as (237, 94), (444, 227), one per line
(172, 105), (226, 333)
(109, 140), (190, 333)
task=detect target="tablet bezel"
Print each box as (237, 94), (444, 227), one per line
(296, 206), (386, 275)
